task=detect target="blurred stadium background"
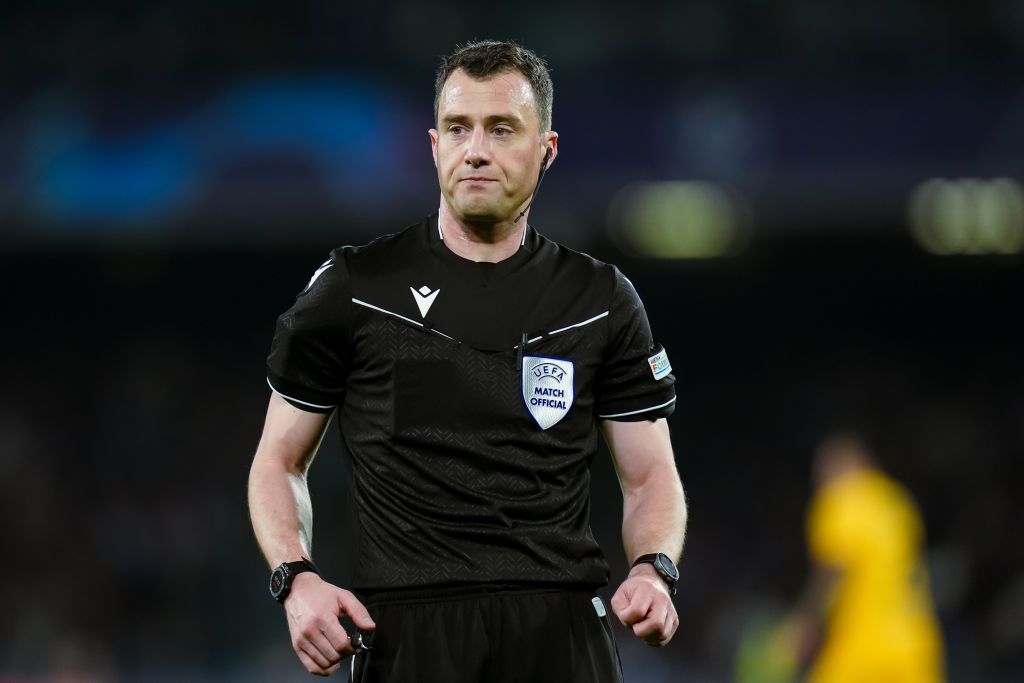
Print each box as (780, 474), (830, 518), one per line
(2, 1), (1022, 681)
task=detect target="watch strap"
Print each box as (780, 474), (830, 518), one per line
(286, 557), (320, 576)
(631, 553), (678, 596)
(270, 557), (320, 603)
(631, 553), (660, 567)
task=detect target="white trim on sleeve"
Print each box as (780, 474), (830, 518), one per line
(598, 396), (676, 419)
(266, 378), (336, 411)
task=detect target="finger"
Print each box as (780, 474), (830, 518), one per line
(297, 629), (342, 670)
(296, 648), (330, 677)
(610, 585), (630, 621)
(632, 618), (663, 643)
(635, 622), (671, 647)
(314, 631), (346, 667)
(632, 602), (670, 643)
(666, 610), (679, 639)
(319, 620), (352, 655)
(650, 605), (679, 647)
(615, 590), (653, 627)
(338, 591), (376, 630)
(298, 640), (334, 672)
(661, 617), (678, 645)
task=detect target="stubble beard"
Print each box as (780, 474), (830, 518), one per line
(450, 187), (522, 227)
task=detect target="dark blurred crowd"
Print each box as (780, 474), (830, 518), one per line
(1, 237), (1021, 681)
(1, 1), (1023, 681)
(3, 0), (1022, 96)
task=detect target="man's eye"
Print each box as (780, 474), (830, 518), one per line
(450, 126), (465, 135)
(494, 128), (509, 136)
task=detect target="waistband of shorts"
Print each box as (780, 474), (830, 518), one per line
(358, 582), (597, 606)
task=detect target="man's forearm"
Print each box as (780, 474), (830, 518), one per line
(602, 418), (687, 565)
(248, 394), (332, 567)
(610, 440), (687, 647)
(621, 471), (687, 564)
(248, 453), (315, 568)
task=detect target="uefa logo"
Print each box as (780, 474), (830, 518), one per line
(521, 356), (575, 430)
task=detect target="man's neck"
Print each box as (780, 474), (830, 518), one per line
(437, 200), (528, 263)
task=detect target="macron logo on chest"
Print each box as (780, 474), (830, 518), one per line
(410, 285), (440, 317)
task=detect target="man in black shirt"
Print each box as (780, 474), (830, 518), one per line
(248, 40), (687, 682)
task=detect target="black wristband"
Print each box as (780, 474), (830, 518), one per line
(269, 557), (320, 603)
(631, 552), (679, 596)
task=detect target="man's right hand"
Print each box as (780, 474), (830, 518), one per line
(284, 572), (376, 676)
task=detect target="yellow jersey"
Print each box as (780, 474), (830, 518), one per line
(806, 467), (945, 683)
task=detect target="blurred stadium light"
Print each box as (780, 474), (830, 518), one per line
(908, 178), (1024, 255)
(607, 180), (749, 259)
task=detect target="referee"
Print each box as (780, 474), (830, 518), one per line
(248, 40), (687, 682)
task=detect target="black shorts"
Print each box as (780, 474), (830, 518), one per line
(349, 586), (624, 683)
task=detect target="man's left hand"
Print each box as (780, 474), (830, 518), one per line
(610, 563), (678, 647)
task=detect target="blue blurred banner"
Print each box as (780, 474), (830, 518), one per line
(3, 71), (1021, 244)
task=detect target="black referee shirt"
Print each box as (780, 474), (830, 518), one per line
(267, 215), (676, 593)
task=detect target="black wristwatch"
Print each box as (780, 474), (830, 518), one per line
(269, 557), (320, 603)
(631, 553), (679, 596)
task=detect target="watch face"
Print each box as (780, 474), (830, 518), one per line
(655, 554), (679, 581)
(270, 566), (287, 597)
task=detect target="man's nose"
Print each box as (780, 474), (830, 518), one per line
(464, 128), (490, 166)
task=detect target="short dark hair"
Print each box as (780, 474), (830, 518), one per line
(434, 40), (554, 133)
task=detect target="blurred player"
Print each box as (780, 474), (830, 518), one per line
(248, 40), (687, 681)
(787, 432), (946, 683)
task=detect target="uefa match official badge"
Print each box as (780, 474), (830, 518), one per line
(522, 356), (575, 430)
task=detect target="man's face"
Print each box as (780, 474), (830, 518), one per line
(430, 69), (557, 224)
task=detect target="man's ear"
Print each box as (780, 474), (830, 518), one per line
(542, 131), (559, 169)
(428, 128), (439, 168)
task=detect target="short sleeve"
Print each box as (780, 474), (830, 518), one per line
(595, 268), (676, 421)
(266, 254), (351, 412)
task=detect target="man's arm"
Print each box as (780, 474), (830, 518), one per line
(601, 417), (687, 647)
(781, 566), (838, 669)
(248, 392), (374, 676)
